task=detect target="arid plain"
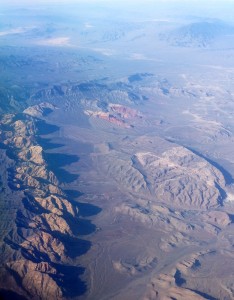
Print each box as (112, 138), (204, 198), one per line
(1, 1), (234, 299)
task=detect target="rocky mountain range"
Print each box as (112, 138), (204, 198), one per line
(1, 2), (234, 299)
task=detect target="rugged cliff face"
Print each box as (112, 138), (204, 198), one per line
(1, 20), (234, 298)
(0, 113), (88, 299)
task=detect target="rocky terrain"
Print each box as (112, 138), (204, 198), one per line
(1, 76), (234, 300)
(23, 102), (57, 118)
(1, 2), (234, 299)
(0, 112), (92, 299)
(144, 249), (234, 300)
(85, 103), (141, 128)
(97, 136), (226, 210)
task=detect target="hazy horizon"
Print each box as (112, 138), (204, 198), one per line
(1, 1), (234, 299)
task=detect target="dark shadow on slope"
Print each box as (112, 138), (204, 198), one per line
(3, 265), (31, 298)
(51, 264), (86, 298)
(75, 202), (102, 218)
(22, 196), (49, 215)
(165, 139), (234, 186)
(174, 269), (186, 286)
(36, 120), (59, 135)
(66, 218), (96, 236)
(16, 210), (33, 229)
(64, 189), (84, 198)
(188, 289), (218, 300)
(228, 213), (234, 224)
(1, 118), (100, 299)
(3, 237), (21, 252)
(0, 142), (7, 150)
(3, 249), (88, 298)
(33, 120), (101, 297)
(0, 290), (28, 300)
(43, 152), (79, 183)
(20, 246), (53, 263)
(64, 190), (102, 217)
(36, 136), (64, 150)
(184, 147), (229, 206)
(63, 237), (91, 259)
(10, 217), (90, 297)
(215, 182), (227, 206)
(192, 259), (201, 269)
(186, 147), (234, 185)
(5, 149), (18, 161)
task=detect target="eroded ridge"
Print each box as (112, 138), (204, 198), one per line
(0, 113), (88, 299)
(98, 137), (226, 210)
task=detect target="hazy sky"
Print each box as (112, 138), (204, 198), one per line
(2, 0), (234, 8)
(4, 0), (234, 3)
(2, 0), (234, 21)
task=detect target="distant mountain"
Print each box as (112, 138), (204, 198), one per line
(0, 86), (29, 113)
(160, 20), (233, 48)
